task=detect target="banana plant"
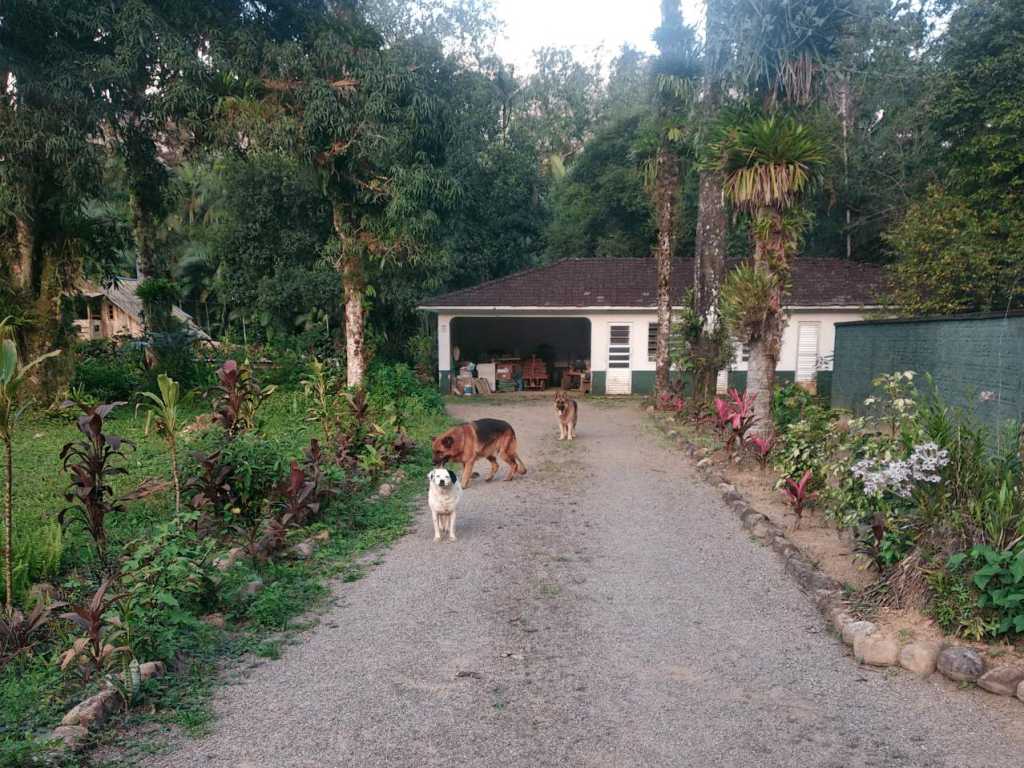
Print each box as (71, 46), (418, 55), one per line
(138, 374), (184, 514)
(0, 317), (61, 612)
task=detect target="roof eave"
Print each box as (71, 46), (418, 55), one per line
(419, 303), (881, 312)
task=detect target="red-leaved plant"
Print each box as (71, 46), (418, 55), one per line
(780, 469), (815, 527)
(658, 392), (685, 414)
(59, 578), (130, 682)
(210, 360), (276, 436)
(714, 388), (758, 454)
(59, 403), (133, 566)
(746, 434), (775, 469)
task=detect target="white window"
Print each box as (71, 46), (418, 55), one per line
(648, 323), (657, 362)
(796, 322), (820, 382)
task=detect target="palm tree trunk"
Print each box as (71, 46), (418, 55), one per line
(746, 336), (776, 436)
(4, 436), (13, 612)
(333, 203), (367, 388)
(653, 141), (680, 399)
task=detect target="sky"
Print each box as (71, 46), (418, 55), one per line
(490, 0), (706, 73)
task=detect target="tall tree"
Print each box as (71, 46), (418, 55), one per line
(88, 1), (245, 328)
(230, 3), (459, 387)
(0, 0), (110, 381)
(650, 1), (701, 399)
(715, 117), (825, 433)
(690, 0), (732, 408)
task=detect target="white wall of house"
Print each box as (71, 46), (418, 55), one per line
(729, 308), (867, 375)
(433, 307), (869, 391)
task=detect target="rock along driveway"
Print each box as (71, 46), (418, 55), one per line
(146, 398), (1023, 768)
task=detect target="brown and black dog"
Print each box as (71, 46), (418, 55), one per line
(554, 390), (578, 441)
(431, 418), (527, 489)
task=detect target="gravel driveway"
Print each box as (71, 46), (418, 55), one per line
(145, 398), (1023, 768)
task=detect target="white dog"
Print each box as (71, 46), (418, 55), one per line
(427, 467), (462, 542)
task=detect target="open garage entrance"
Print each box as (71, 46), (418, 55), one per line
(450, 316), (591, 391)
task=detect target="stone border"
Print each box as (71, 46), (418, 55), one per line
(51, 661), (167, 751)
(649, 410), (1024, 707)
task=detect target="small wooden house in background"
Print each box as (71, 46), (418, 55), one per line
(74, 278), (210, 341)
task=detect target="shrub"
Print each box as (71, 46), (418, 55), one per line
(71, 341), (144, 403)
(142, 331), (213, 395)
(772, 382), (816, 433)
(210, 360), (276, 436)
(948, 544), (1024, 637)
(117, 518), (214, 661)
(366, 362), (443, 418)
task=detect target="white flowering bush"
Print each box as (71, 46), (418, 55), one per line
(851, 442), (950, 499)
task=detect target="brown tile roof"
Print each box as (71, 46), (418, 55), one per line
(420, 257), (886, 309)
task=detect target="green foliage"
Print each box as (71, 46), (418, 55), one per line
(885, 187), (1024, 315)
(928, 566), (987, 640)
(545, 114), (656, 260)
(771, 382), (816, 433)
(953, 545), (1024, 637)
(365, 363), (444, 418)
(773, 404), (834, 491)
(711, 115), (827, 213)
(117, 517), (214, 661)
(143, 332), (214, 396)
(719, 263), (782, 343)
(136, 278), (182, 332)
(71, 341), (145, 403)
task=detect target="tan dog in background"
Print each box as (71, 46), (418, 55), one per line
(431, 418), (527, 489)
(555, 390), (578, 441)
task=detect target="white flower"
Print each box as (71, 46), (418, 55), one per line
(980, 390), (996, 402)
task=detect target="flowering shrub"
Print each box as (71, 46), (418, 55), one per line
(851, 442), (949, 499)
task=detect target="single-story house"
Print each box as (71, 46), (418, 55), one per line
(73, 278), (210, 341)
(418, 257), (886, 395)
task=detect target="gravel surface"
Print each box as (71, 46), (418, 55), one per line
(145, 399), (1023, 768)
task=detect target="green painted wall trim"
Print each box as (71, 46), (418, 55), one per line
(438, 370), (451, 395)
(630, 371), (690, 395)
(591, 370), (607, 395)
(725, 370), (795, 393)
(631, 371), (654, 394)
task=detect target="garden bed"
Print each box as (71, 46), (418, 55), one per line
(0, 349), (450, 765)
(649, 374), (1024, 706)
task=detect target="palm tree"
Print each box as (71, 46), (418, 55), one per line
(650, 1), (701, 401)
(713, 115), (825, 433)
(0, 318), (61, 611)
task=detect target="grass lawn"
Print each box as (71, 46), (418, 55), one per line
(1, 375), (451, 766)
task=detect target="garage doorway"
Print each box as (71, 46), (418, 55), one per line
(450, 317), (591, 391)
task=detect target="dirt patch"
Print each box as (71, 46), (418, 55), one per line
(724, 462), (877, 591)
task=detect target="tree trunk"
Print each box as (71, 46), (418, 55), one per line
(745, 335), (776, 436)
(748, 209), (788, 436)
(333, 203), (367, 389)
(12, 216), (35, 293)
(4, 436), (13, 612)
(130, 192), (158, 282)
(691, 0), (729, 409)
(653, 141), (680, 399)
